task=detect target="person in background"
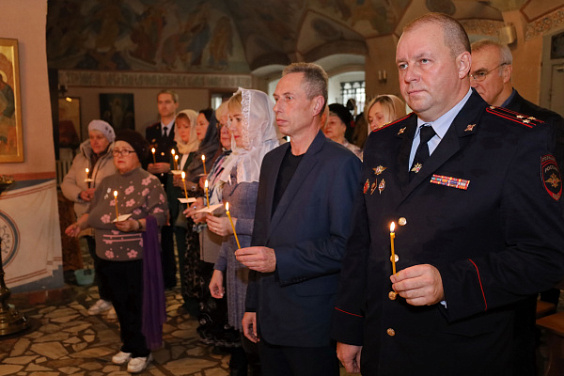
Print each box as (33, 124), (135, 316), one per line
(145, 89), (179, 289)
(167, 109), (199, 312)
(206, 88), (280, 375)
(66, 130), (168, 374)
(61, 119), (117, 319)
(365, 94), (407, 132)
(180, 108), (220, 316)
(237, 63), (362, 376)
(323, 103), (363, 160)
(333, 13), (564, 375)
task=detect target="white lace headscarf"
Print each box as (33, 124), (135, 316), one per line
(174, 109), (199, 155)
(219, 88), (280, 184)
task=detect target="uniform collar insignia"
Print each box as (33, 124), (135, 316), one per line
(464, 124), (476, 132)
(397, 127), (406, 135)
(411, 163), (422, 173)
(373, 165), (387, 175)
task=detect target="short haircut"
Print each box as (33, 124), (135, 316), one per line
(403, 12), (470, 58)
(471, 39), (513, 65)
(282, 62), (328, 111)
(157, 89), (179, 103)
(364, 94), (406, 124)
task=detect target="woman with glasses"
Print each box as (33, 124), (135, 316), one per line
(61, 119), (118, 319)
(65, 130), (168, 374)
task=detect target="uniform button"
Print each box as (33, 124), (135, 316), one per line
(398, 217), (407, 226)
(390, 254), (399, 263)
(388, 291), (397, 300)
(160, 152), (165, 156)
(387, 328), (395, 337)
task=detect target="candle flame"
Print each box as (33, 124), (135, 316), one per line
(85, 168), (89, 174)
(205, 179), (208, 188)
(151, 147), (155, 153)
(390, 222), (395, 233)
(113, 190), (118, 198)
(225, 202), (229, 211)
(175, 155), (179, 160)
(202, 155), (205, 162)
(181, 171), (186, 179)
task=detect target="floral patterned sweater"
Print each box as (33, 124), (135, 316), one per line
(86, 167), (168, 261)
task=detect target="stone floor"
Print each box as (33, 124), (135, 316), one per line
(0, 283), (231, 376)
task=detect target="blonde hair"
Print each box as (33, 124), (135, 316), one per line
(365, 94), (406, 125)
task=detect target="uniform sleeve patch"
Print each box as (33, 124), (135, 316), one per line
(541, 154), (562, 201)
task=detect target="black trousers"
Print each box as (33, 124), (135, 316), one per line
(258, 339), (339, 376)
(98, 258), (150, 358)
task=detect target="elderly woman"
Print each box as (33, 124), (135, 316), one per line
(61, 119), (117, 318)
(323, 103), (363, 160)
(206, 88), (280, 375)
(66, 130), (168, 374)
(365, 94), (407, 132)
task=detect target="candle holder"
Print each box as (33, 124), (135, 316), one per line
(0, 179), (30, 336)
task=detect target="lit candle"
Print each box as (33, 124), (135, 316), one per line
(202, 154), (207, 175)
(171, 149), (177, 170)
(151, 147), (156, 163)
(205, 179), (210, 208)
(113, 190), (119, 220)
(390, 222), (396, 275)
(174, 154), (179, 170)
(181, 171), (188, 200)
(225, 202), (241, 249)
(85, 168), (90, 188)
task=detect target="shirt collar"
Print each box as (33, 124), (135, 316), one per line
(417, 88), (473, 140)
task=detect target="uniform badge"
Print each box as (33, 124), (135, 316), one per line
(363, 179), (370, 194)
(370, 180), (378, 195)
(378, 179), (386, 194)
(465, 124), (476, 132)
(430, 174), (470, 190)
(541, 155), (562, 201)
(397, 127), (406, 135)
(373, 165), (387, 175)
(411, 163), (422, 174)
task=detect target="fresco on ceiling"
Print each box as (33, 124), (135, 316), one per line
(46, 0), (248, 73)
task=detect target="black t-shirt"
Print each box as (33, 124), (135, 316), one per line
(272, 147), (304, 215)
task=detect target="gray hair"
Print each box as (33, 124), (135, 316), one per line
(282, 62), (328, 112)
(471, 39), (513, 65)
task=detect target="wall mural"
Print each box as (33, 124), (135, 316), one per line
(46, 0), (248, 73)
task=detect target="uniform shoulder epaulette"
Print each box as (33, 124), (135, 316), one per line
(485, 106), (545, 128)
(371, 113), (413, 133)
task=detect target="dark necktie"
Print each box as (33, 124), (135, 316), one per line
(410, 124), (435, 180)
(162, 126), (168, 138)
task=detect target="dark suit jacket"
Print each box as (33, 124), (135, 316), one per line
(145, 121), (176, 186)
(505, 89), (564, 170)
(246, 131), (362, 347)
(332, 92), (564, 375)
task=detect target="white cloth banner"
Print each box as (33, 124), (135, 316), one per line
(0, 180), (62, 287)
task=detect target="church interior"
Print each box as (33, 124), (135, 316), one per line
(1, 0), (564, 374)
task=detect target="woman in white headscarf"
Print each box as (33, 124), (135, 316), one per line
(206, 88), (280, 375)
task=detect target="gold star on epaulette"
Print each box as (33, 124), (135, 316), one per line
(397, 127), (406, 135)
(529, 116), (536, 121)
(465, 124), (476, 132)
(517, 115), (524, 119)
(489, 106), (496, 109)
(523, 119), (530, 123)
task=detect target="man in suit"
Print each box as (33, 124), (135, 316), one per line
(145, 89), (178, 289)
(333, 13), (564, 375)
(235, 62), (362, 376)
(471, 39), (564, 375)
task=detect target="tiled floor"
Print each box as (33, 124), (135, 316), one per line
(0, 283), (231, 376)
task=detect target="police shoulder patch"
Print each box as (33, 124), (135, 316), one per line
(486, 106), (545, 128)
(541, 154), (562, 201)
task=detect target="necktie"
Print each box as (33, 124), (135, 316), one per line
(162, 126), (168, 137)
(410, 124), (435, 179)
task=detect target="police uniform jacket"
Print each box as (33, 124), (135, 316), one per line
(145, 121), (176, 186)
(332, 91), (564, 375)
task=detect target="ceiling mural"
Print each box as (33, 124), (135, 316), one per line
(46, 0), (561, 74)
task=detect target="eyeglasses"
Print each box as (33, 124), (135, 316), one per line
(112, 149), (136, 157)
(469, 63), (509, 82)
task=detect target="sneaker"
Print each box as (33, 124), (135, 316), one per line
(112, 351), (132, 365)
(88, 299), (112, 315)
(127, 354), (153, 373)
(106, 307), (117, 320)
